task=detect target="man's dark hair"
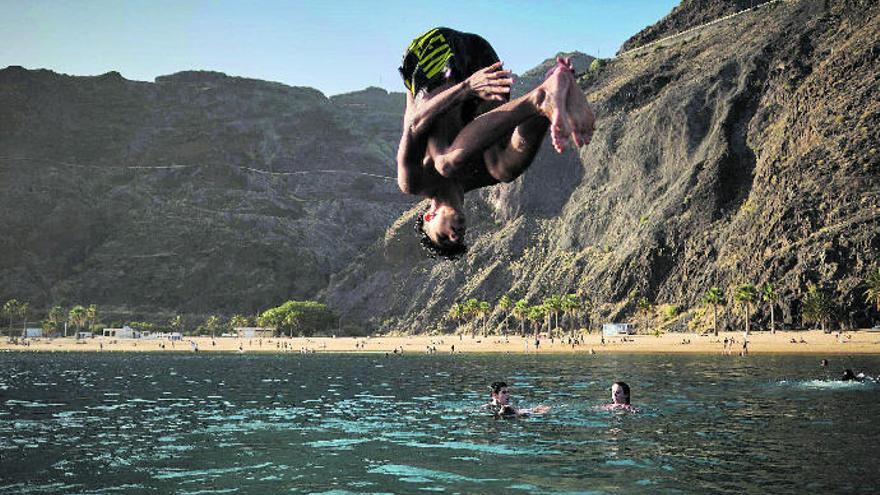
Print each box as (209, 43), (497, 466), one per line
(414, 209), (467, 260)
(490, 381), (508, 394)
(614, 381), (631, 404)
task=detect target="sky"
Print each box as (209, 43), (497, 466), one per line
(1, 0), (680, 96)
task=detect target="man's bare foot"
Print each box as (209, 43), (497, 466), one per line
(566, 76), (596, 148)
(538, 57), (595, 152)
(537, 66), (574, 153)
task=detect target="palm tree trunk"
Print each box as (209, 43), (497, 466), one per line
(770, 305), (775, 334)
(745, 306), (751, 336)
(713, 305), (718, 337)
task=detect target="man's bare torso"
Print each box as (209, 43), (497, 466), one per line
(414, 90), (501, 195)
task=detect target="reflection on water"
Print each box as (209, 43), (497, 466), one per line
(1, 352), (879, 494)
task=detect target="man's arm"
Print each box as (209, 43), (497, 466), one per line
(396, 82), (476, 195)
(396, 62), (513, 194)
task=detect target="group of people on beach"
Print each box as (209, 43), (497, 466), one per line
(483, 380), (636, 418)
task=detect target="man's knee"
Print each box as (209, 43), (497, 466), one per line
(436, 149), (465, 178)
(486, 162), (517, 183)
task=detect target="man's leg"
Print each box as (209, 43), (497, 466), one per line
(434, 66), (591, 178)
(482, 115), (549, 183)
(432, 87), (549, 178)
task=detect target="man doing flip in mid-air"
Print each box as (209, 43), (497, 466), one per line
(396, 27), (596, 259)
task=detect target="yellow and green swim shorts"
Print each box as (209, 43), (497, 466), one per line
(399, 27), (500, 97)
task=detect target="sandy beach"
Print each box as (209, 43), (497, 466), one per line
(3, 330), (880, 355)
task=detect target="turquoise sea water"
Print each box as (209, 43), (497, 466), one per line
(1, 352), (878, 494)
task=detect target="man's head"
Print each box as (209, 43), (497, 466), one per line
(490, 381), (510, 405)
(416, 205), (467, 259)
(611, 382), (631, 405)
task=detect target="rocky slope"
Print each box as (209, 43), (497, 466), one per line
(0, 69), (409, 320)
(324, 0), (880, 332)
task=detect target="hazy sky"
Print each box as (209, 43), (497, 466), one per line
(1, 0), (679, 96)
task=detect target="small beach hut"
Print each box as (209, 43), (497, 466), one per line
(602, 323), (635, 337)
(235, 327), (274, 339)
(102, 325), (140, 339)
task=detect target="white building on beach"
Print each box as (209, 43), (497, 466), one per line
(602, 323), (636, 337)
(235, 327), (273, 338)
(103, 326), (140, 339)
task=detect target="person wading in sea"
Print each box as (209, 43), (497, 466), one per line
(396, 27), (596, 259)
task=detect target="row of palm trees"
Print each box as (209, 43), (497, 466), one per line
(447, 268), (880, 337)
(448, 293), (591, 337)
(1, 300), (98, 338)
(702, 283), (778, 336)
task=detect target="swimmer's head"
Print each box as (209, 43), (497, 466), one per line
(611, 382), (631, 405)
(416, 206), (467, 260)
(490, 381), (510, 405)
(820, 359), (829, 367)
(842, 369), (856, 381)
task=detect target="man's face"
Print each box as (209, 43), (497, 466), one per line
(611, 384), (628, 405)
(423, 206), (466, 248)
(492, 387), (511, 405)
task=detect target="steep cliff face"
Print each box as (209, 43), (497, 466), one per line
(0, 69), (408, 318)
(324, 0), (880, 332)
(620, 0), (760, 53)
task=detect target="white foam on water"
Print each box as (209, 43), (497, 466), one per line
(777, 379), (876, 390)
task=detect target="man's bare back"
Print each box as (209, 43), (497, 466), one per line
(396, 28), (595, 258)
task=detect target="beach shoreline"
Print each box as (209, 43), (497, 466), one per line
(2, 330), (880, 355)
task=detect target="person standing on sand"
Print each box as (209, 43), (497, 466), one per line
(397, 27), (595, 259)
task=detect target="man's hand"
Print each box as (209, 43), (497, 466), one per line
(466, 61), (513, 102)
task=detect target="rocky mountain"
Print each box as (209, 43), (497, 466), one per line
(324, 0), (880, 332)
(0, 69), (409, 321)
(620, 0), (762, 53)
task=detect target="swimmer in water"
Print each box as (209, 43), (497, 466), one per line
(482, 381), (550, 417)
(841, 369), (869, 382)
(598, 381), (637, 412)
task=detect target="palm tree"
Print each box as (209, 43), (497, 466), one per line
(204, 315), (221, 338)
(733, 284), (759, 335)
(542, 295), (563, 334)
(68, 305), (88, 338)
(561, 293), (581, 336)
(17, 302), (29, 337)
(703, 287), (725, 336)
(47, 306), (64, 336)
(3, 299), (21, 338)
(802, 284), (833, 333)
(513, 299), (528, 336)
(230, 314), (249, 329)
(478, 300), (491, 336)
(169, 315), (183, 335)
(447, 303), (464, 332)
(497, 295), (512, 335)
(761, 283), (779, 334)
(578, 292), (594, 334)
(464, 299), (480, 336)
(86, 304), (98, 332)
(3, 300), (28, 338)
(865, 267), (880, 315)
(636, 297), (653, 335)
(527, 305), (546, 337)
